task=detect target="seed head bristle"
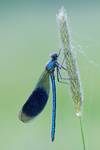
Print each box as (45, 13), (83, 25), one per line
(57, 7), (83, 117)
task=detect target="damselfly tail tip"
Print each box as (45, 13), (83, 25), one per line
(51, 131), (55, 142)
(51, 135), (55, 142)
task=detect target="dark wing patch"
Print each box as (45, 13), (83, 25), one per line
(21, 87), (48, 121)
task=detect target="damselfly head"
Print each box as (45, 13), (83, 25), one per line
(50, 52), (58, 60)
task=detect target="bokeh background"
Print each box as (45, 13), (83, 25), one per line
(0, 0), (100, 150)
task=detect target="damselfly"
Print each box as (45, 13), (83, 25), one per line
(19, 51), (67, 142)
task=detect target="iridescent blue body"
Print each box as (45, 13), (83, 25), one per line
(19, 52), (62, 142)
(46, 53), (58, 141)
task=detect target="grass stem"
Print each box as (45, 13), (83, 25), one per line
(79, 117), (86, 150)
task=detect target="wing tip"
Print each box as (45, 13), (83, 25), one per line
(18, 110), (32, 123)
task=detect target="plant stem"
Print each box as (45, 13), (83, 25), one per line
(79, 117), (86, 150)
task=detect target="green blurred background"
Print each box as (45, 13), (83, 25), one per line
(0, 0), (100, 150)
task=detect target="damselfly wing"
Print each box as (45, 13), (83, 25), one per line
(19, 70), (50, 122)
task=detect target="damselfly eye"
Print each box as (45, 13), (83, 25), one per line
(51, 52), (58, 60)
